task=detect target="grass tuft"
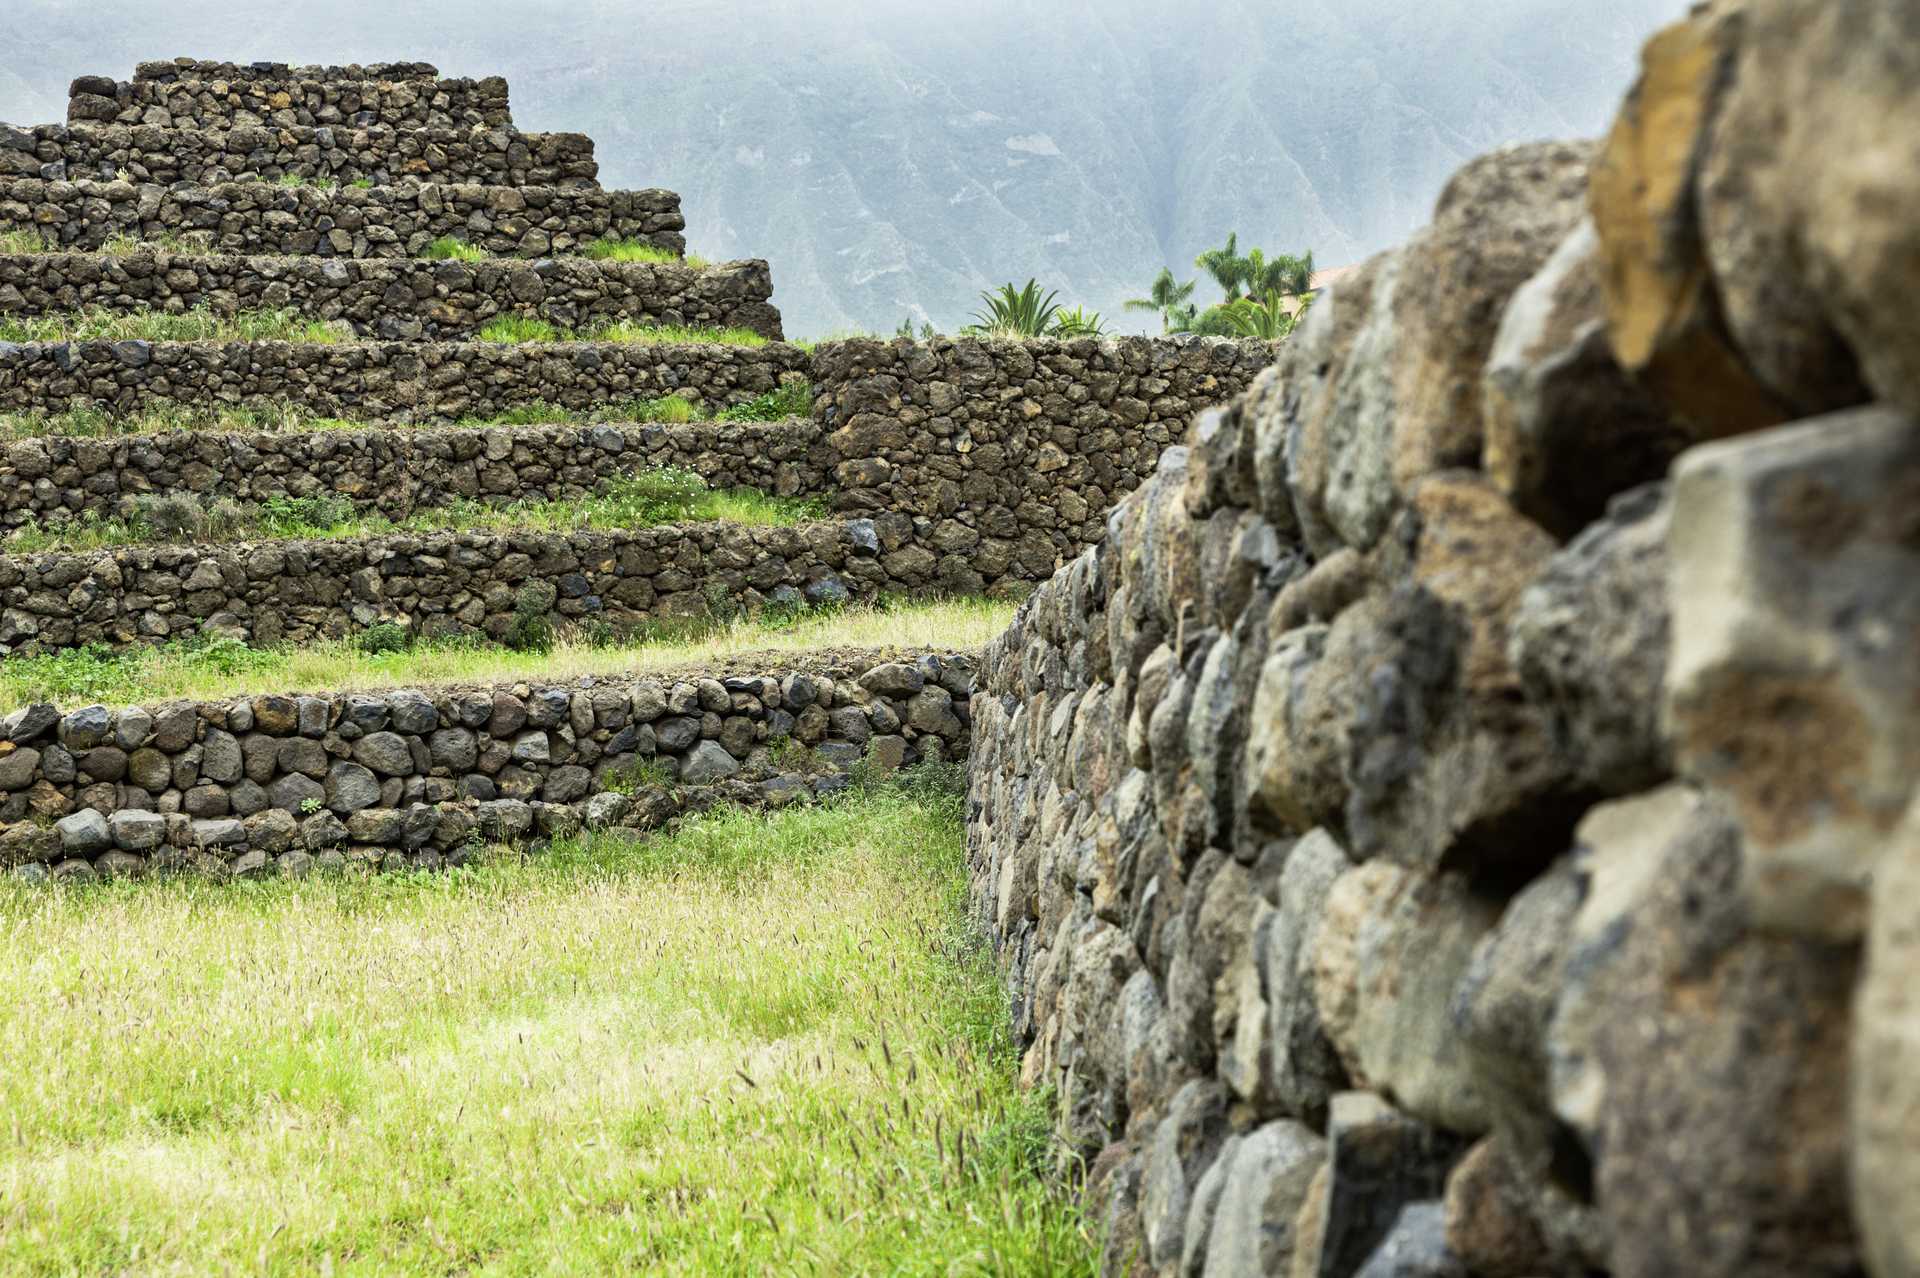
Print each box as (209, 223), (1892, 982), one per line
(0, 228), (45, 253)
(422, 236), (487, 262)
(580, 238), (709, 268)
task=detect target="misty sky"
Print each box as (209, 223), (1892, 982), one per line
(4, 0), (1689, 335)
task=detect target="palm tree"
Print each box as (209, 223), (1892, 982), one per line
(1123, 268), (1198, 333)
(1223, 289), (1298, 340)
(1195, 232), (1249, 302)
(1243, 249), (1315, 302)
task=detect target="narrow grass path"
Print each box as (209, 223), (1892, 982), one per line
(0, 783), (1095, 1274)
(0, 598), (1018, 712)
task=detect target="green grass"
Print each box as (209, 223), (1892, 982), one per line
(3, 469), (825, 554)
(0, 305), (344, 345)
(0, 382), (816, 442)
(0, 784), (1097, 1274)
(423, 235), (488, 262)
(0, 598), (1016, 711)
(580, 238), (709, 268)
(0, 228), (44, 253)
(475, 317), (769, 348)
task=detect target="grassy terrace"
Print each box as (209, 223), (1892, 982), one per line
(0, 598), (1017, 711)
(0, 382), (814, 441)
(0, 307), (767, 348)
(3, 469), (822, 554)
(0, 780), (1096, 1272)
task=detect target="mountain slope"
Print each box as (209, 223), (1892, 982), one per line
(0, 0), (1685, 335)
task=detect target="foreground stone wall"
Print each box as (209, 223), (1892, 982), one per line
(2, 123), (599, 188)
(0, 178), (685, 258)
(0, 338), (807, 420)
(68, 74), (514, 131)
(0, 518), (941, 655)
(0, 252), (783, 340)
(0, 418), (829, 530)
(967, 3), (1920, 1273)
(0, 649), (974, 879)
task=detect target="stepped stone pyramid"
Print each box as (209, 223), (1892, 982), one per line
(0, 56), (1279, 880)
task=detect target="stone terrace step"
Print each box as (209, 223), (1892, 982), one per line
(4, 123), (598, 189)
(0, 252), (784, 341)
(70, 74), (513, 131)
(134, 59), (441, 84)
(0, 518), (943, 655)
(0, 416), (827, 531)
(0, 649), (975, 880)
(0, 178), (684, 258)
(0, 337), (808, 421)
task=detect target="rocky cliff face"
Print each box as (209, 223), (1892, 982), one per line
(967, 1), (1920, 1273)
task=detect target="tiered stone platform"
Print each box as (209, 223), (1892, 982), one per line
(0, 54), (1281, 881)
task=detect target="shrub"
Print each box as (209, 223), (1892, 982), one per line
(718, 379), (814, 422)
(423, 236), (487, 262)
(967, 280), (1061, 338)
(134, 492), (209, 540)
(354, 621), (412, 655)
(505, 584), (556, 653)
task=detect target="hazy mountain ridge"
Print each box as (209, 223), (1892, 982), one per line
(1, 0), (1685, 335)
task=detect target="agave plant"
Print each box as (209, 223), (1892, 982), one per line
(1050, 306), (1108, 337)
(968, 280), (1063, 337)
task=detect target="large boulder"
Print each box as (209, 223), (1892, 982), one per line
(1854, 795), (1920, 1278)
(1547, 786), (1859, 1278)
(1666, 406), (1920, 939)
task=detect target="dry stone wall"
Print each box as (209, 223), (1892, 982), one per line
(0, 178), (684, 258)
(0, 251), (783, 340)
(0, 649), (975, 882)
(0, 520), (935, 655)
(2, 123), (599, 188)
(69, 74), (514, 131)
(966, 2), (1920, 1274)
(0, 418), (829, 530)
(133, 60), (443, 84)
(813, 336), (1276, 586)
(0, 338), (807, 420)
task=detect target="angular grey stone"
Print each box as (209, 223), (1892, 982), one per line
(192, 818), (246, 848)
(429, 727), (477, 772)
(387, 689), (438, 734)
(582, 791), (630, 829)
(352, 731), (415, 776)
(1354, 1202), (1466, 1278)
(325, 762), (381, 814)
(59, 705), (111, 750)
(244, 809), (298, 854)
(0, 747), (39, 791)
(6, 703), (57, 743)
(56, 808), (110, 855)
(269, 772), (326, 812)
(108, 809), (165, 852)
(1204, 1120), (1326, 1277)
(678, 741), (740, 785)
(859, 662), (924, 697)
(510, 730), (551, 765)
(200, 728), (243, 785)
(114, 707), (154, 750)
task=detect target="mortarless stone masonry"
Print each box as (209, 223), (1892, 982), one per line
(2, 122), (599, 188)
(68, 74), (514, 131)
(0, 251), (784, 340)
(0, 649), (974, 879)
(0, 337), (808, 420)
(0, 178), (684, 258)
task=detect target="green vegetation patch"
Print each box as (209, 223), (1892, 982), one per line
(0, 597), (1015, 712)
(0, 381), (815, 442)
(580, 237), (709, 268)
(473, 315), (769, 348)
(3, 468), (825, 555)
(0, 783), (1097, 1273)
(0, 305), (346, 345)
